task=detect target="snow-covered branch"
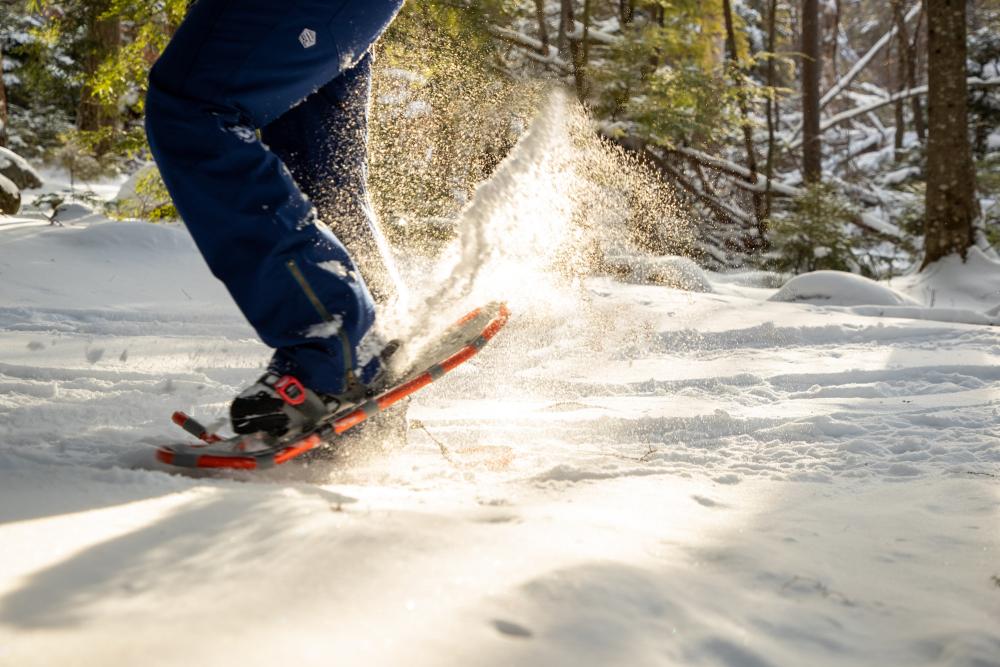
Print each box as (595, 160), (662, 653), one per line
(668, 146), (804, 198)
(657, 157), (755, 226)
(598, 131), (754, 226)
(488, 19), (620, 71)
(488, 25), (570, 72)
(787, 3), (921, 143)
(657, 147), (903, 240)
(788, 77), (1000, 149)
(567, 21), (621, 46)
(819, 3), (921, 111)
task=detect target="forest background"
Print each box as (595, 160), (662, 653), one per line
(1, 0), (999, 278)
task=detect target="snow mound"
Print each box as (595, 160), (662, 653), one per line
(64, 219), (197, 254)
(615, 255), (714, 292)
(771, 271), (920, 307)
(898, 247), (1000, 312)
(0, 218), (233, 318)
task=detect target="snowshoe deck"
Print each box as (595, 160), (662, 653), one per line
(156, 301), (510, 470)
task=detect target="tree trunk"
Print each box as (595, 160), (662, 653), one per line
(908, 9), (926, 141)
(922, 0), (976, 268)
(821, 0), (840, 88)
(893, 0), (907, 158)
(0, 42), (8, 149)
(534, 0), (549, 56)
(892, 0), (925, 151)
(764, 0), (780, 219)
(77, 5), (121, 153)
(723, 0), (766, 238)
(580, 0), (591, 99)
(620, 0), (634, 25)
(557, 0), (570, 56)
(561, 0), (587, 101)
(801, 0), (823, 184)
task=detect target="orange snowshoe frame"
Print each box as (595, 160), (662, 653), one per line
(156, 302), (510, 470)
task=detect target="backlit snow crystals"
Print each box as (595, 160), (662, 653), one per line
(228, 124), (256, 143)
(299, 28), (317, 49)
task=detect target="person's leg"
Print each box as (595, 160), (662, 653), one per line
(145, 0), (403, 395)
(261, 54), (401, 306)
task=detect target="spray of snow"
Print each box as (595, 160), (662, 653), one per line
(387, 89), (692, 371)
(317, 260), (349, 278)
(423, 92), (578, 302)
(302, 315), (343, 339)
(355, 324), (387, 368)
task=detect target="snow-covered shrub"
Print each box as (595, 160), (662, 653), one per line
(768, 184), (860, 274)
(4, 103), (74, 159)
(31, 190), (104, 221)
(53, 135), (105, 187)
(1, 8), (79, 157)
(112, 164), (177, 221)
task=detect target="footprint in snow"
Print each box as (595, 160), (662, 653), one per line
(712, 473), (742, 485)
(692, 494), (725, 508)
(86, 347), (105, 364)
(492, 619), (534, 639)
(474, 513), (520, 524)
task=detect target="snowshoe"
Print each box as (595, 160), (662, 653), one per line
(156, 302), (509, 470)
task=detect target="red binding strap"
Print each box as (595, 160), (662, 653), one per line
(275, 376), (307, 406)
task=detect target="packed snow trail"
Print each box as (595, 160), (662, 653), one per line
(1, 103), (999, 665)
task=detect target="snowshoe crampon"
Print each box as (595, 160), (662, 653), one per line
(156, 301), (510, 470)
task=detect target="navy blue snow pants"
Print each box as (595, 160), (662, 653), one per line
(145, 0), (404, 394)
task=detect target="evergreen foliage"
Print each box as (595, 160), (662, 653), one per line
(19, 0), (186, 159)
(589, 2), (741, 147)
(768, 184), (860, 274)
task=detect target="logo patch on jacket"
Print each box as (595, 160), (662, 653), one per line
(299, 28), (317, 49)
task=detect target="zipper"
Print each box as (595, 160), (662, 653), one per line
(286, 259), (357, 386)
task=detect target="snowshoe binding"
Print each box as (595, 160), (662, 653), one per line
(230, 340), (400, 438)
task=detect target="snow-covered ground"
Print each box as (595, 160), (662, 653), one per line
(1, 99), (999, 666)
